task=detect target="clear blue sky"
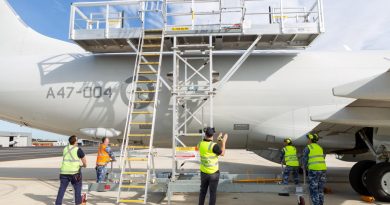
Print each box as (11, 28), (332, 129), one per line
(8, 0), (108, 42)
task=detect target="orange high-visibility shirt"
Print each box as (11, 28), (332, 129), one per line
(96, 144), (110, 166)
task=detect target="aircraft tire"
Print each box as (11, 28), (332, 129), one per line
(349, 160), (376, 195)
(366, 162), (390, 202)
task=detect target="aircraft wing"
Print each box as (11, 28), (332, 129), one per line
(310, 70), (390, 151)
(311, 70), (390, 127)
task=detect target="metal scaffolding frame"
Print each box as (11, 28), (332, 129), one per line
(69, 0), (325, 52)
(68, 0), (324, 204)
(170, 34), (262, 178)
(171, 35), (215, 177)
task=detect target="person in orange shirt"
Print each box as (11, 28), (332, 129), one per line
(96, 137), (115, 183)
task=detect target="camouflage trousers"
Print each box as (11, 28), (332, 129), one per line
(282, 166), (299, 185)
(308, 170), (326, 205)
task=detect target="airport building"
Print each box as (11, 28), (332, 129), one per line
(0, 131), (32, 147)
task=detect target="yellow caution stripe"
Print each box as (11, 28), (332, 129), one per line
(136, 80), (157, 83)
(118, 199), (144, 203)
(141, 53), (160, 57)
(176, 146), (197, 151)
(123, 172), (147, 175)
(133, 100), (154, 103)
(272, 15), (288, 19)
(132, 111), (153, 114)
(145, 29), (163, 32)
(130, 122), (152, 125)
(143, 44), (161, 48)
(172, 26), (189, 31)
(139, 62), (159, 65)
(144, 36), (162, 40)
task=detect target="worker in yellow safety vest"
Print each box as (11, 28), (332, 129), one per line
(280, 138), (300, 186)
(96, 137), (115, 183)
(197, 127), (228, 205)
(302, 133), (327, 205)
(55, 135), (87, 205)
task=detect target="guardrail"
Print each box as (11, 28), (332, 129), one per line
(69, 0), (324, 39)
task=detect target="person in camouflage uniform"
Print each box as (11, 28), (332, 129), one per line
(302, 133), (327, 205)
(279, 138), (299, 185)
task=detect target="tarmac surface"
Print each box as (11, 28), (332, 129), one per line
(0, 148), (388, 205)
(0, 146), (100, 161)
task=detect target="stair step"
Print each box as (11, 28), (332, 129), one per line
(118, 199), (144, 203)
(130, 122), (152, 125)
(128, 134), (151, 137)
(136, 80), (157, 83)
(138, 71), (157, 74)
(143, 44), (161, 48)
(141, 53), (160, 57)
(127, 157), (148, 161)
(139, 62), (159, 65)
(121, 185), (145, 189)
(135, 90), (156, 93)
(123, 172), (147, 175)
(118, 30), (163, 205)
(133, 100), (154, 103)
(176, 44), (210, 48)
(144, 36), (162, 40)
(127, 146), (150, 149)
(132, 111), (154, 114)
(145, 29), (163, 32)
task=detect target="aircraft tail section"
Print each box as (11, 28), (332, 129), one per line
(0, 0), (81, 55)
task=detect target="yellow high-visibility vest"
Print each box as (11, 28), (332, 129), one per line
(198, 141), (219, 174)
(60, 145), (80, 175)
(283, 145), (299, 167)
(307, 143), (327, 171)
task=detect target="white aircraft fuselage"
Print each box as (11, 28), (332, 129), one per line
(1, 0), (390, 158)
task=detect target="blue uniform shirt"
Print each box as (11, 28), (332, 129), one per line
(301, 146), (310, 168)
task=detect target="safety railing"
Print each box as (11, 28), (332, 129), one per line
(69, 0), (324, 39)
(165, 0), (324, 32)
(69, 0), (164, 39)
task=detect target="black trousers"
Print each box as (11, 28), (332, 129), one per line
(199, 171), (220, 205)
(55, 173), (82, 205)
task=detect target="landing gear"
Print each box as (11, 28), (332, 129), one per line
(366, 162), (390, 202)
(349, 160), (376, 195)
(350, 130), (390, 202)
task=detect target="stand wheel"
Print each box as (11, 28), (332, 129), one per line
(298, 196), (305, 205)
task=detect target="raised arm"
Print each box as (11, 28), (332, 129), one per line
(220, 133), (228, 156)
